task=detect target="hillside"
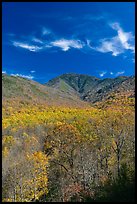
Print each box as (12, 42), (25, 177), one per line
(46, 73), (99, 95)
(2, 73), (88, 108)
(2, 72), (135, 202)
(46, 73), (135, 104)
(2, 73), (135, 109)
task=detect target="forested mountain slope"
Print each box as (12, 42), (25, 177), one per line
(2, 73), (135, 202)
(46, 73), (135, 104)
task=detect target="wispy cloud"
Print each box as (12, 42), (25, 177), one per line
(63, 14), (105, 23)
(30, 70), (35, 73)
(42, 27), (51, 35)
(12, 41), (43, 52)
(11, 73), (34, 80)
(86, 39), (92, 49)
(115, 71), (125, 76)
(9, 22), (134, 57)
(90, 22), (135, 57)
(110, 72), (114, 75)
(109, 22), (135, 52)
(2, 71), (6, 74)
(99, 71), (107, 77)
(93, 37), (123, 56)
(132, 58), (135, 63)
(50, 39), (84, 51)
(84, 14), (105, 21)
(12, 38), (85, 52)
(32, 37), (44, 44)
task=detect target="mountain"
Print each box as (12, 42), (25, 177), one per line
(2, 73), (135, 108)
(45, 73), (135, 104)
(82, 76), (135, 103)
(46, 73), (99, 94)
(2, 74), (88, 108)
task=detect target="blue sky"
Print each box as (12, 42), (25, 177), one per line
(2, 2), (135, 83)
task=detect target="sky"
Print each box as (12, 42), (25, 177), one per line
(2, 2), (135, 83)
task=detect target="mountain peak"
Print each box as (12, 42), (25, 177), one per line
(46, 73), (100, 94)
(58, 73), (99, 80)
(46, 73), (134, 103)
(3, 73), (134, 105)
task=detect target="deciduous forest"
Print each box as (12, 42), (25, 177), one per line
(2, 74), (135, 202)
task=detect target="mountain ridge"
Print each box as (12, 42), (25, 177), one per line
(45, 73), (135, 103)
(2, 73), (89, 107)
(2, 73), (135, 108)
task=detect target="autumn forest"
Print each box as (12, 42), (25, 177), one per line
(2, 73), (135, 202)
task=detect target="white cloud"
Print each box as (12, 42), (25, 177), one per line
(110, 72), (114, 75)
(99, 71), (107, 77)
(32, 37), (43, 44)
(11, 22), (134, 56)
(90, 22), (135, 57)
(86, 39), (93, 48)
(12, 41), (42, 52)
(110, 22), (135, 52)
(11, 73), (34, 80)
(95, 37), (123, 56)
(132, 58), (135, 63)
(12, 38), (84, 53)
(42, 27), (51, 35)
(115, 71), (125, 76)
(2, 71), (6, 74)
(9, 27), (85, 53)
(30, 70), (35, 73)
(50, 39), (84, 51)
(84, 14), (105, 21)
